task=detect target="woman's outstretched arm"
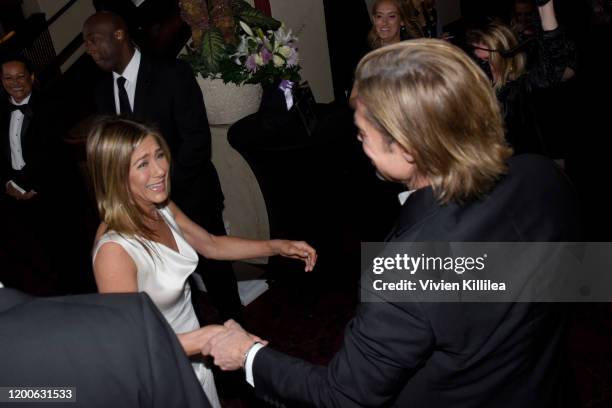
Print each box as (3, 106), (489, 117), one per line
(169, 202), (317, 271)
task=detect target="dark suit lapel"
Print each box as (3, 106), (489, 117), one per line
(94, 74), (116, 115)
(102, 74), (116, 114)
(133, 55), (152, 119)
(1, 106), (10, 164)
(18, 92), (38, 152)
(385, 187), (439, 241)
(19, 110), (33, 148)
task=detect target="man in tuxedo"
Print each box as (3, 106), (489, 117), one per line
(1, 56), (62, 292)
(203, 40), (580, 407)
(1, 56), (47, 203)
(0, 56), (93, 294)
(83, 12), (243, 322)
(0, 286), (212, 408)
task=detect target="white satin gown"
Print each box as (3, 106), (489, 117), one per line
(93, 206), (221, 408)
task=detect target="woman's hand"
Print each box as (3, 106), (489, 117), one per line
(273, 240), (317, 271)
(198, 324), (227, 345)
(178, 324), (227, 356)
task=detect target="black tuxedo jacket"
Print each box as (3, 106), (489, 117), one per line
(94, 55), (223, 224)
(252, 155), (580, 407)
(0, 92), (56, 194)
(0, 289), (211, 408)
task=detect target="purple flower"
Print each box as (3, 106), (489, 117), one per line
(261, 47), (272, 64)
(287, 48), (298, 67)
(279, 80), (294, 92)
(246, 55), (257, 72)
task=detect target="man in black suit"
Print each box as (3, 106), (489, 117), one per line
(83, 12), (243, 322)
(203, 40), (580, 407)
(1, 56), (78, 293)
(0, 56), (93, 294)
(0, 284), (211, 408)
(0, 56), (48, 203)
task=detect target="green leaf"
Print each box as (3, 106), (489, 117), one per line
(230, 0), (251, 14)
(200, 28), (226, 74)
(238, 8), (281, 31)
(231, 0), (280, 31)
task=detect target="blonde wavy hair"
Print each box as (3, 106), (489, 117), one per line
(86, 116), (171, 253)
(467, 22), (527, 91)
(354, 39), (512, 203)
(368, 0), (424, 49)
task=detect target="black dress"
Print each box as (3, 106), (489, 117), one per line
(499, 27), (575, 155)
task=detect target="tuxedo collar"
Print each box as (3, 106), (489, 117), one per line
(9, 93), (32, 106)
(5, 91), (38, 111)
(386, 186), (441, 240)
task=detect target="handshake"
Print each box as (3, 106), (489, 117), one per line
(196, 320), (267, 371)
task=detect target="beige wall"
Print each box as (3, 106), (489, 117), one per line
(269, 0), (334, 103)
(21, 0), (65, 19)
(21, 0), (95, 72)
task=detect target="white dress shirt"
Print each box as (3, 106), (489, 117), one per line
(398, 189), (416, 205)
(244, 342), (266, 386)
(112, 49), (141, 114)
(8, 94), (31, 171)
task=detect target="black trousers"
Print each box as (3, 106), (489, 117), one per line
(0, 189), (95, 295)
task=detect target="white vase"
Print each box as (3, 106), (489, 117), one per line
(196, 76), (263, 125)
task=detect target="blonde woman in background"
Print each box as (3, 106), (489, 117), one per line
(367, 0), (424, 49)
(467, 0), (575, 154)
(352, 0), (424, 106)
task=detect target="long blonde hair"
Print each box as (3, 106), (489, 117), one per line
(367, 0), (424, 49)
(87, 116), (171, 253)
(355, 39), (512, 203)
(467, 22), (527, 91)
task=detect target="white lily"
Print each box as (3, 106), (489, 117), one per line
(239, 21), (254, 37)
(273, 54), (284, 67)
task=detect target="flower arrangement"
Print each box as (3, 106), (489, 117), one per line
(230, 21), (300, 86)
(179, 0), (300, 86)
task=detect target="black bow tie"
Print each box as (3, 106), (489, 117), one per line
(9, 103), (29, 114)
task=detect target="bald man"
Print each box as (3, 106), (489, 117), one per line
(83, 12), (243, 323)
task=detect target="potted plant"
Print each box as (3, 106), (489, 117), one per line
(179, 0), (301, 124)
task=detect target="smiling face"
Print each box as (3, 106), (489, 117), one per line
(373, 0), (404, 46)
(128, 135), (170, 211)
(354, 101), (417, 185)
(1, 61), (34, 103)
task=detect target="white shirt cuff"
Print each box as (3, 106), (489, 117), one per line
(245, 342), (266, 387)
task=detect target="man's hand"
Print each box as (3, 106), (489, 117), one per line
(202, 320), (267, 371)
